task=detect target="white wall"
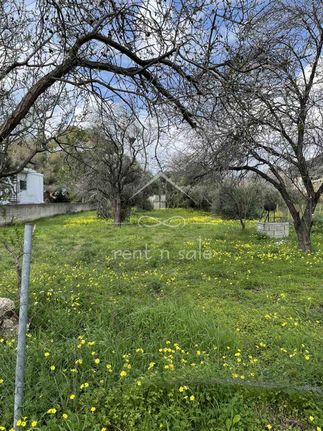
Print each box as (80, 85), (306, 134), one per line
(0, 203), (95, 225)
(17, 171), (44, 204)
(149, 194), (166, 209)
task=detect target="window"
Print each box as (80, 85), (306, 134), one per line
(19, 180), (27, 191)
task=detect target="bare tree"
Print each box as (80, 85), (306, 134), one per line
(198, 0), (323, 251)
(0, 0), (259, 180)
(59, 107), (152, 225)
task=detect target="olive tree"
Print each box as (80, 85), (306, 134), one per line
(213, 178), (263, 229)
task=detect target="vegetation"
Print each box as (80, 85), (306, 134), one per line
(196, 1), (323, 252)
(212, 181), (263, 229)
(0, 209), (322, 431)
(212, 180), (285, 229)
(58, 110), (153, 225)
(1, 0), (210, 177)
(1, 1), (322, 253)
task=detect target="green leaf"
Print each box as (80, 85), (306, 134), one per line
(233, 415), (241, 424)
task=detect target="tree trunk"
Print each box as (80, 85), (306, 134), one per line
(113, 197), (122, 226)
(294, 219), (312, 252)
(292, 202), (314, 252)
(239, 218), (246, 230)
(283, 195), (315, 253)
(96, 194), (110, 219)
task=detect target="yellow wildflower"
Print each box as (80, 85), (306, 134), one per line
(47, 408), (57, 414)
(179, 386), (188, 392)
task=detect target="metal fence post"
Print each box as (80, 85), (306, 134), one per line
(13, 224), (33, 430)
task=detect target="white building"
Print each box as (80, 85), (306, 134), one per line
(1, 169), (44, 204)
(148, 194), (167, 210)
(131, 172), (198, 209)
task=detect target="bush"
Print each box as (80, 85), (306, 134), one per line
(212, 182), (263, 228)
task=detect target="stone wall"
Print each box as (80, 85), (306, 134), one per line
(0, 203), (95, 226)
(257, 222), (289, 238)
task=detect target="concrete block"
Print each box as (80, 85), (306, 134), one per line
(256, 222), (289, 238)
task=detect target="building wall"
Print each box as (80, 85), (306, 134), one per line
(0, 203), (94, 226)
(256, 222), (289, 238)
(149, 194), (166, 210)
(17, 171), (44, 204)
(312, 177), (323, 192)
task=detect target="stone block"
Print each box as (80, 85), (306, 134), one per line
(256, 222), (289, 238)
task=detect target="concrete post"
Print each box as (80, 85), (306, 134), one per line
(13, 224), (33, 429)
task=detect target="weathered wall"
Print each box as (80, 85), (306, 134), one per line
(0, 203), (95, 226)
(256, 222), (289, 238)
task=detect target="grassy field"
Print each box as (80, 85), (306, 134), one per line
(0, 208), (322, 431)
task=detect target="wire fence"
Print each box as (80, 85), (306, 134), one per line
(276, 203), (323, 222)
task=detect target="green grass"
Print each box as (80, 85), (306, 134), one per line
(0, 208), (322, 431)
